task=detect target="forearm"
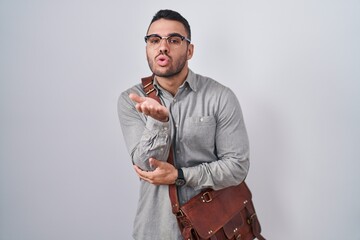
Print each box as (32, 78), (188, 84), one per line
(130, 117), (171, 171)
(118, 91), (172, 171)
(183, 154), (249, 191)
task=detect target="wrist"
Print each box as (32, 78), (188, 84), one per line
(175, 168), (186, 186)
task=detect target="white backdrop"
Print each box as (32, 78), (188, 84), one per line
(1, 0), (359, 239)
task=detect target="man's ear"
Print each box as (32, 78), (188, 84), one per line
(187, 43), (194, 60)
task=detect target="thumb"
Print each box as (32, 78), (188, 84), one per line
(149, 158), (161, 169)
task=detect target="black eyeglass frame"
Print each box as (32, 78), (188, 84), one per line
(144, 33), (191, 45)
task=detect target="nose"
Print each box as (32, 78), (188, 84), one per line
(158, 38), (170, 53)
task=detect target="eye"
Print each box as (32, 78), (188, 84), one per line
(168, 36), (182, 45)
(148, 36), (161, 44)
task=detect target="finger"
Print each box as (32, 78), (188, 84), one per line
(133, 166), (150, 182)
(145, 106), (167, 120)
(133, 165), (153, 179)
(134, 103), (143, 113)
(133, 165), (143, 176)
(133, 165), (148, 177)
(129, 93), (145, 103)
(141, 105), (150, 115)
(150, 106), (162, 115)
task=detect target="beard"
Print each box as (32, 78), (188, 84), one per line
(147, 51), (187, 78)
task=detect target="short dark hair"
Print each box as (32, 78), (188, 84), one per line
(148, 9), (191, 40)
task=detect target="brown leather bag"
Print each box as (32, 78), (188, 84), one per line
(141, 76), (265, 240)
(170, 182), (265, 240)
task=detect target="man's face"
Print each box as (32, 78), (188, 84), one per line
(146, 19), (193, 78)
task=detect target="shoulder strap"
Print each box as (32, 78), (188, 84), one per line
(141, 75), (161, 104)
(140, 76), (181, 215)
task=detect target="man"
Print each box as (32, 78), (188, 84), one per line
(118, 9), (249, 240)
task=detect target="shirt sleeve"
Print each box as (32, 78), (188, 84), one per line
(183, 87), (250, 191)
(117, 90), (171, 171)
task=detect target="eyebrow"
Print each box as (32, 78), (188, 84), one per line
(147, 32), (184, 38)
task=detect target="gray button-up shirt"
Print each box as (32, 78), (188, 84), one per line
(117, 70), (249, 240)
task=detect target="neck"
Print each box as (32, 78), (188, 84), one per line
(155, 67), (189, 96)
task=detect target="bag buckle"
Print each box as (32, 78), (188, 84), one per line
(247, 213), (257, 224)
(201, 192), (212, 203)
(176, 210), (184, 218)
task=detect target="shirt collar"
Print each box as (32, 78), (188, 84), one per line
(152, 69), (198, 93)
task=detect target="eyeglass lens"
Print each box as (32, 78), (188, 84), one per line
(146, 35), (184, 49)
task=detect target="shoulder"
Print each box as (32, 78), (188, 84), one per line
(121, 83), (146, 97)
(119, 82), (146, 99)
(117, 82), (145, 109)
(192, 72), (234, 97)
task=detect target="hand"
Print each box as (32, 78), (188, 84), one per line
(129, 93), (169, 122)
(133, 158), (177, 185)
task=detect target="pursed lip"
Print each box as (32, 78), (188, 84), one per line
(156, 54), (170, 66)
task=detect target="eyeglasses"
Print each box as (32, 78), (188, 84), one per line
(144, 33), (191, 49)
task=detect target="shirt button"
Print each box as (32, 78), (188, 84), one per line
(163, 127), (168, 130)
(200, 117), (204, 122)
(173, 99), (177, 102)
(176, 150), (180, 154)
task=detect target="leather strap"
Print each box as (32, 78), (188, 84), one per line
(140, 76), (181, 215)
(141, 75), (160, 104)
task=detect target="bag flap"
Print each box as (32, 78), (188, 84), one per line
(180, 182), (252, 239)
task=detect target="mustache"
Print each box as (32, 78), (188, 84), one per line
(156, 51), (171, 59)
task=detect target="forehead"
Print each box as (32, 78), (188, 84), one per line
(147, 19), (187, 36)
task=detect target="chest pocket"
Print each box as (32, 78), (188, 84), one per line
(182, 116), (216, 150)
